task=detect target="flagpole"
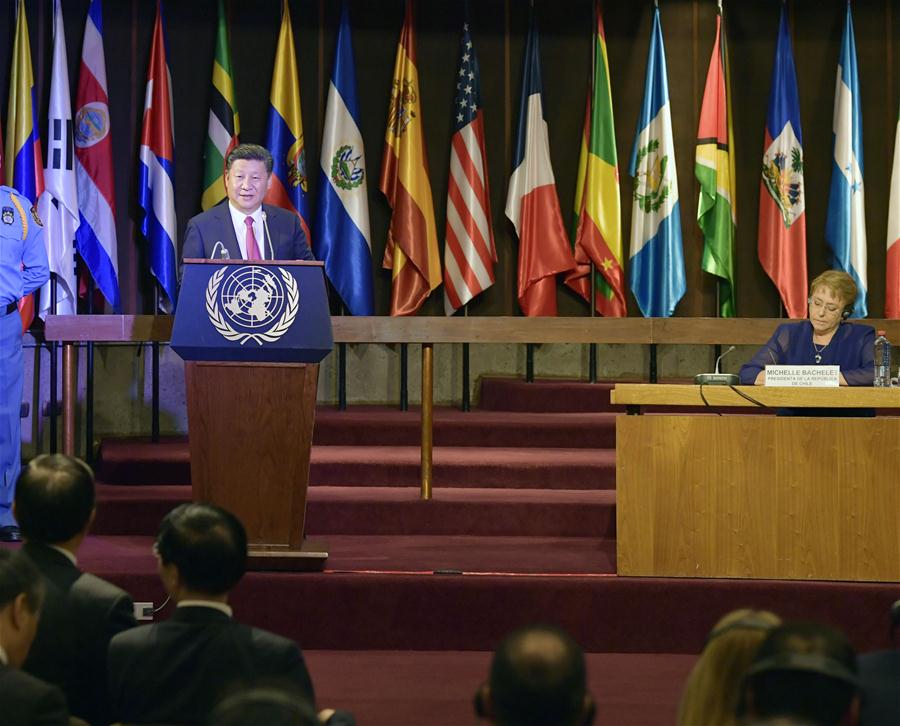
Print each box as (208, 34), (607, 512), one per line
(589, 263), (597, 383)
(85, 278), (95, 464)
(461, 303), (470, 412)
(152, 286), (161, 444)
(49, 277), (58, 453)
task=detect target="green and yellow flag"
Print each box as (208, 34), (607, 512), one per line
(565, 4), (625, 317)
(695, 4), (736, 317)
(200, 0), (239, 211)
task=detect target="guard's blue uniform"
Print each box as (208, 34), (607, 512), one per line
(0, 185), (48, 526)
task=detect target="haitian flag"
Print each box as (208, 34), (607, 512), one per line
(314, 1), (374, 316)
(505, 11), (575, 317)
(758, 6), (807, 319)
(74, 0), (121, 311)
(138, 0), (177, 309)
(5, 0), (44, 330)
(264, 0), (312, 245)
(825, 2), (867, 317)
(628, 6), (684, 318)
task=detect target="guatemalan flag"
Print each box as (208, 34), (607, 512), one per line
(138, 0), (177, 310)
(758, 6), (807, 319)
(627, 6), (684, 318)
(825, 2), (867, 318)
(75, 0), (120, 312)
(505, 11), (575, 317)
(313, 1), (373, 316)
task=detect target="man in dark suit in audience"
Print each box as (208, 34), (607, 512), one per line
(0, 548), (69, 725)
(107, 502), (315, 726)
(15, 454), (136, 726)
(474, 623), (596, 726)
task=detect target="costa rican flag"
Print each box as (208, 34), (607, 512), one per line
(138, 0), (177, 310)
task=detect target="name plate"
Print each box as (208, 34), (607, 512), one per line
(765, 365), (840, 387)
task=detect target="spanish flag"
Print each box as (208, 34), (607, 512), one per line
(379, 0), (441, 316)
(5, 0), (44, 331)
(264, 0), (311, 244)
(696, 3), (736, 317)
(565, 4), (625, 317)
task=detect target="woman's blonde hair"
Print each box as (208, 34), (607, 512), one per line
(676, 609), (781, 726)
(809, 270), (858, 313)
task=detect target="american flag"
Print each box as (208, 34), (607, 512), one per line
(443, 21), (496, 315)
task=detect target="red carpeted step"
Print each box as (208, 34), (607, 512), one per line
(78, 535), (900, 655)
(479, 377), (624, 413)
(96, 441), (616, 490)
(314, 407), (617, 448)
(92, 484), (616, 538)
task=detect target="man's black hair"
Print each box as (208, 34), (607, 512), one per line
(0, 548), (43, 613)
(15, 454), (95, 543)
(741, 621), (858, 726)
(155, 503), (247, 596)
(489, 624), (588, 726)
(209, 686), (318, 726)
(225, 143), (274, 173)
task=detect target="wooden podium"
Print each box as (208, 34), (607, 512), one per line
(172, 260), (333, 571)
(611, 384), (900, 582)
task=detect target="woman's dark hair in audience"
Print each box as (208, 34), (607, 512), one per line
(677, 608), (781, 726)
(15, 454), (95, 543)
(155, 502), (247, 595)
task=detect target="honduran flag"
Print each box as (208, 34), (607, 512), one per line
(887, 102), (900, 318)
(825, 2), (867, 318)
(5, 0), (44, 331)
(138, 0), (177, 310)
(313, 1), (374, 316)
(74, 0), (120, 311)
(627, 6), (684, 318)
(505, 11), (575, 317)
(264, 0), (312, 245)
(758, 6), (807, 319)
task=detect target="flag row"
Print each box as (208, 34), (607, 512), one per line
(11, 0), (900, 320)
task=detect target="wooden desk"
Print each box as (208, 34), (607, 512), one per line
(613, 384), (900, 582)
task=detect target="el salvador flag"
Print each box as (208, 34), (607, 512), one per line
(825, 2), (867, 318)
(627, 6), (685, 318)
(313, 1), (374, 316)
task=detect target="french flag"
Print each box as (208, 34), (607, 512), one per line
(74, 0), (120, 311)
(504, 11), (575, 317)
(138, 0), (177, 310)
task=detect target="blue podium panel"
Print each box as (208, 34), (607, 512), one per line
(172, 260), (333, 363)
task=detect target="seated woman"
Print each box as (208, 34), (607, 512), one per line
(739, 270), (874, 387)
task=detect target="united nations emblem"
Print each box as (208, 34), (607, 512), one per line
(331, 145), (365, 191)
(74, 102), (110, 149)
(632, 139), (671, 214)
(286, 140), (308, 193)
(1, 207), (13, 225)
(387, 79), (417, 137)
(206, 266), (299, 345)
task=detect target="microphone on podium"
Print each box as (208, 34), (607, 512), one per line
(261, 211), (274, 260)
(694, 345), (739, 385)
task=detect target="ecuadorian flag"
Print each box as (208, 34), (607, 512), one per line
(264, 0), (312, 245)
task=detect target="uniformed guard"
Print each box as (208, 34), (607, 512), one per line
(0, 185), (49, 541)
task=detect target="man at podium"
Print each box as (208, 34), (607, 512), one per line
(182, 143), (314, 263)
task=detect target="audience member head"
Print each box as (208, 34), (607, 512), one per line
(154, 503), (247, 600)
(677, 609), (782, 726)
(14, 454), (96, 546)
(739, 621), (859, 726)
(209, 685), (319, 726)
(475, 624), (594, 726)
(0, 549), (44, 667)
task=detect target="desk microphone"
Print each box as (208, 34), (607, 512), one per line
(261, 211), (274, 261)
(694, 345), (739, 385)
(210, 240), (229, 260)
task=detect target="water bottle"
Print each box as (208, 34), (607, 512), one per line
(874, 330), (892, 387)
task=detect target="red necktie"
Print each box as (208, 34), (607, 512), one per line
(245, 217), (262, 261)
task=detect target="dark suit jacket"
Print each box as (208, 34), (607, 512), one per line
(181, 203), (314, 262)
(21, 542), (136, 726)
(859, 650), (900, 725)
(107, 605), (315, 726)
(0, 663), (69, 726)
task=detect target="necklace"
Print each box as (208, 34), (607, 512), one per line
(813, 340), (829, 364)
